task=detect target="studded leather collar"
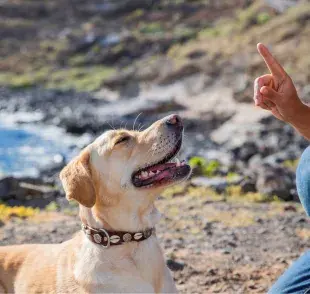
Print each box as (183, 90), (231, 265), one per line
(81, 223), (155, 248)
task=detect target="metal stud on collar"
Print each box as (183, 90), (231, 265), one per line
(99, 228), (111, 248)
(123, 233), (132, 242)
(93, 233), (101, 243)
(144, 229), (152, 238)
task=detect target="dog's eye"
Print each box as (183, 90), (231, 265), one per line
(115, 136), (130, 145)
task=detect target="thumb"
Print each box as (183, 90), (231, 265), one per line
(260, 86), (281, 103)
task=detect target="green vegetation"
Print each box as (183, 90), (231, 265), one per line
(162, 183), (283, 203)
(161, 184), (187, 198)
(283, 159), (299, 170)
(1, 0), (309, 93)
(68, 54), (88, 66)
(45, 201), (59, 212)
(47, 66), (115, 92)
(45, 200), (78, 214)
(167, 1), (309, 85)
(226, 172), (240, 182)
(0, 32), (117, 92)
(0, 68), (49, 89)
(256, 12), (271, 25)
(235, 0), (267, 30)
(0, 66), (116, 92)
(225, 185), (282, 203)
(198, 18), (233, 38)
(126, 9), (144, 21)
(186, 186), (223, 201)
(160, 185), (288, 229)
(139, 22), (164, 35)
(189, 156), (221, 177)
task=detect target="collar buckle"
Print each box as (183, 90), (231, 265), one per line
(99, 228), (111, 248)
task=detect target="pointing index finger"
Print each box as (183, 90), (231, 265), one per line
(257, 43), (287, 78)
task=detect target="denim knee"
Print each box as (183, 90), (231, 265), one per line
(268, 250), (310, 294)
(297, 146), (310, 216)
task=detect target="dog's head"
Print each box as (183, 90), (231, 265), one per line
(60, 114), (191, 211)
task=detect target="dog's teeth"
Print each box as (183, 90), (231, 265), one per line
(176, 158), (180, 167)
(149, 171), (155, 177)
(156, 170), (160, 174)
(142, 171), (148, 178)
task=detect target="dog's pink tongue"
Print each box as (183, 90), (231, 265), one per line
(153, 169), (172, 181)
(148, 163), (176, 172)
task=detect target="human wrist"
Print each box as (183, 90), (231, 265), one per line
(290, 103), (310, 139)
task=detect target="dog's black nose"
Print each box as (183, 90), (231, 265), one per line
(165, 114), (183, 128)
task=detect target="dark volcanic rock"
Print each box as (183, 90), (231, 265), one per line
(240, 178), (257, 193)
(0, 177), (20, 199)
(0, 88), (185, 135)
(79, 0), (155, 17)
(167, 259), (185, 272)
(232, 141), (259, 162)
(0, 177), (61, 208)
(256, 165), (296, 201)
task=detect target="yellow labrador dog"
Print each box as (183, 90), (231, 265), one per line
(0, 114), (191, 293)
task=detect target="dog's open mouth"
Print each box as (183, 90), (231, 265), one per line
(132, 139), (191, 188)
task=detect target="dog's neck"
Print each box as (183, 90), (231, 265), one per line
(75, 199), (163, 288)
(79, 195), (161, 232)
(74, 192), (165, 289)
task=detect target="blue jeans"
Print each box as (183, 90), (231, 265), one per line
(269, 146), (310, 294)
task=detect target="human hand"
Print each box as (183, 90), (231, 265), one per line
(253, 43), (306, 123)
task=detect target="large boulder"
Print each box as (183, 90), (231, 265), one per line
(255, 165), (296, 201)
(0, 177), (20, 199)
(0, 177), (60, 208)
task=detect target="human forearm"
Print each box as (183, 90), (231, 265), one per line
(253, 44), (310, 140)
(290, 104), (310, 140)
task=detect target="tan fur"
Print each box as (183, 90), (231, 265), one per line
(60, 148), (96, 208)
(0, 116), (183, 293)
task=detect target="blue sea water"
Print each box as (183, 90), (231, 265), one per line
(0, 113), (95, 177)
(0, 126), (73, 177)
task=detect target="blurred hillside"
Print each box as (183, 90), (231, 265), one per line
(1, 2), (310, 293)
(0, 0), (310, 202)
(1, 0), (309, 94)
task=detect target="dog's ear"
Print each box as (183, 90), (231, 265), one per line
(60, 149), (96, 208)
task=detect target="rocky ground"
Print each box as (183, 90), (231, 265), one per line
(0, 0), (310, 293)
(1, 190), (310, 293)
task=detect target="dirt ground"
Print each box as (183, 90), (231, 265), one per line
(1, 189), (309, 294)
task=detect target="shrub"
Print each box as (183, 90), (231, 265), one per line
(189, 156), (220, 177)
(257, 12), (271, 25)
(0, 204), (39, 221)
